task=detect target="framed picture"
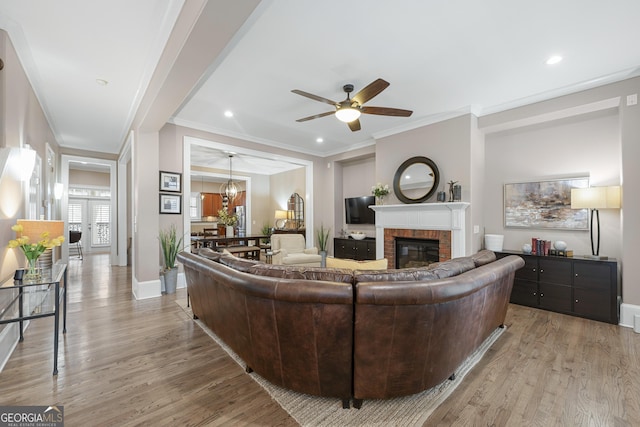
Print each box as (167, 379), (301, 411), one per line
(504, 177), (589, 230)
(160, 194), (182, 214)
(159, 171), (181, 193)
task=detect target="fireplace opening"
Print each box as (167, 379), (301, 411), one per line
(395, 238), (439, 269)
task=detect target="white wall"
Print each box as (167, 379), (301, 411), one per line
(484, 108), (622, 260)
(340, 156), (376, 237)
(69, 169), (110, 187)
(376, 115), (473, 206)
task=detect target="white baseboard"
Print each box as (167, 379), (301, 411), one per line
(132, 273), (185, 300)
(619, 303), (640, 331)
(132, 276), (162, 300)
(0, 323), (21, 373)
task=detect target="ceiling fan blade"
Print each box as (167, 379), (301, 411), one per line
(348, 119), (361, 132)
(291, 89), (337, 106)
(296, 111), (335, 122)
(361, 106), (413, 117)
(352, 78), (390, 105)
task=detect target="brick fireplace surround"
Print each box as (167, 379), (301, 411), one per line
(384, 228), (452, 267)
(371, 202), (470, 265)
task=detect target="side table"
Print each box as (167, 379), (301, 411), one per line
(0, 262), (68, 374)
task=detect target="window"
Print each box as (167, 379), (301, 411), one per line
(91, 203), (110, 246)
(190, 193), (201, 220)
(68, 202), (82, 232)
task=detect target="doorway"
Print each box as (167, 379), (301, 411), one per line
(61, 155), (117, 264)
(183, 136), (315, 248)
(68, 198), (112, 254)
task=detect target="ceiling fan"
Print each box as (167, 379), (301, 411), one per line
(291, 78), (412, 131)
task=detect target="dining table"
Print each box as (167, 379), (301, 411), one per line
(190, 235), (270, 259)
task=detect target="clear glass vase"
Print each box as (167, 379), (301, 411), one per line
(376, 195), (385, 205)
(24, 257), (42, 280)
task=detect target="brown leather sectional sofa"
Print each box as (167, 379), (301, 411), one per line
(177, 248), (524, 408)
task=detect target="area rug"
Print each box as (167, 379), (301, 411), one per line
(176, 300), (505, 426)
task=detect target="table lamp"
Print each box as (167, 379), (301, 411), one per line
(274, 210), (288, 229)
(571, 186), (620, 259)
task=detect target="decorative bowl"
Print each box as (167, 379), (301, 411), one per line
(350, 232), (366, 240)
(554, 240), (567, 251)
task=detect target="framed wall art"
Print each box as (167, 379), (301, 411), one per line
(160, 194), (182, 214)
(504, 177), (589, 230)
(159, 170), (181, 193)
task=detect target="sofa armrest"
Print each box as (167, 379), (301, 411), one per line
(303, 247), (318, 255)
(271, 249), (285, 265)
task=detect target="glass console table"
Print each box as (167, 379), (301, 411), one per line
(0, 262), (68, 375)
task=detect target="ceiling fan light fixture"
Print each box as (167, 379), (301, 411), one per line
(335, 106), (361, 123)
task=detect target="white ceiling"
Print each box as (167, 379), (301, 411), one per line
(2, 1), (640, 170)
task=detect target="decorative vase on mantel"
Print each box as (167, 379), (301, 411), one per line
(226, 225), (234, 237)
(376, 195), (385, 205)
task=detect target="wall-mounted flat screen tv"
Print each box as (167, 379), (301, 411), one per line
(345, 196), (376, 224)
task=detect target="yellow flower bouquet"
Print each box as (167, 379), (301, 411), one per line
(8, 223), (65, 278)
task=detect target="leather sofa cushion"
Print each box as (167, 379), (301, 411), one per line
(249, 263), (354, 284)
(471, 249), (497, 267)
(218, 252), (262, 272)
(196, 247), (223, 262)
(427, 256), (476, 279)
(326, 257), (388, 270)
(355, 256), (476, 283)
(354, 267), (439, 283)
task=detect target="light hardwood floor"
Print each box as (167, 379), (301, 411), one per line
(1, 254), (639, 426)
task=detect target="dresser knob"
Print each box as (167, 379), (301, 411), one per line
(540, 293), (544, 297)
(532, 268), (536, 272)
(575, 273), (578, 277)
(540, 269), (544, 273)
(575, 299), (579, 303)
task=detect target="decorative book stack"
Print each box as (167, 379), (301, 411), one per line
(531, 238), (573, 257)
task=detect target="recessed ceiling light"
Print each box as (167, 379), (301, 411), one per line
(545, 55), (563, 65)
(96, 79), (109, 86)
(316, 138), (323, 143)
(224, 110), (234, 118)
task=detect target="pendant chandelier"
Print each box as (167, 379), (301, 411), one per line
(219, 154), (238, 202)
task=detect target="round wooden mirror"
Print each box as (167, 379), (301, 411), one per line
(393, 156), (440, 204)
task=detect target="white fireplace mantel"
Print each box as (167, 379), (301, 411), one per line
(371, 202), (470, 259)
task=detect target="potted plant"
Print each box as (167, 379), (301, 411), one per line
(159, 224), (184, 294)
(261, 223), (273, 245)
(316, 224), (330, 267)
(217, 209), (238, 237)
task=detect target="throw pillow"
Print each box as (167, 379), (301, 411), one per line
(326, 257), (388, 271)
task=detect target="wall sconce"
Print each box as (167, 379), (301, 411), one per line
(54, 183), (64, 200)
(571, 186), (621, 259)
(0, 147), (36, 181)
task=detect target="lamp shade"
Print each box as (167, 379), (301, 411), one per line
(571, 186), (621, 209)
(17, 220), (65, 242)
(274, 210), (288, 220)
